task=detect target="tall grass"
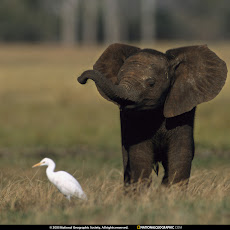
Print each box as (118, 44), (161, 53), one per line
(0, 164), (230, 224)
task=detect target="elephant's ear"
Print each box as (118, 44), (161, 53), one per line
(93, 43), (140, 101)
(164, 45), (228, 118)
(94, 43), (140, 84)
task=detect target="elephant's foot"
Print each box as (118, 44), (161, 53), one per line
(123, 177), (152, 196)
(161, 173), (190, 192)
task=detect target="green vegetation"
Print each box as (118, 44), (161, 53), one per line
(0, 43), (230, 224)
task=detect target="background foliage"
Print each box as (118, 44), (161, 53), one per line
(1, 0), (230, 43)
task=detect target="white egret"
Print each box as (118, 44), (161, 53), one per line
(32, 158), (87, 201)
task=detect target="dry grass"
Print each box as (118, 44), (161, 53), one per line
(0, 166), (230, 225)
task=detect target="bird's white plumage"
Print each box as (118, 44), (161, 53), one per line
(32, 158), (87, 201)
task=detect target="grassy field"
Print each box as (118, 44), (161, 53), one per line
(0, 42), (230, 225)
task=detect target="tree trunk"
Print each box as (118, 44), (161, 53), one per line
(103, 0), (121, 43)
(60, 0), (78, 45)
(140, 0), (156, 43)
(82, 0), (98, 44)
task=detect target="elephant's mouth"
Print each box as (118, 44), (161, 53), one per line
(120, 97), (163, 111)
(120, 103), (158, 111)
(120, 104), (137, 110)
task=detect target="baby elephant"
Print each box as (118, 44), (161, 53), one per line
(78, 43), (227, 187)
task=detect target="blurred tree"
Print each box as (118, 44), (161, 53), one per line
(155, 8), (174, 40)
(0, 0), (230, 43)
(0, 0), (58, 42)
(82, 0), (98, 44)
(140, 0), (156, 43)
(103, 0), (120, 43)
(60, 0), (79, 45)
(119, 0), (140, 42)
(157, 0), (230, 41)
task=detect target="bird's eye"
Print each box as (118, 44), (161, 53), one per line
(146, 78), (155, 87)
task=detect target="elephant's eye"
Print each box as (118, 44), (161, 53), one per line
(146, 78), (155, 87)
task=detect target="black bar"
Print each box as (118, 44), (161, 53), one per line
(0, 225), (228, 230)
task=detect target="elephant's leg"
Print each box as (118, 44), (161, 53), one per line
(120, 110), (156, 186)
(128, 140), (154, 185)
(121, 145), (131, 185)
(122, 142), (153, 186)
(162, 128), (194, 186)
(162, 151), (193, 187)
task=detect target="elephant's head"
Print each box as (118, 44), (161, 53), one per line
(78, 43), (227, 117)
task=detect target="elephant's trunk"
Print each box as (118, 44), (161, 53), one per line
(77, 70), (139, 106)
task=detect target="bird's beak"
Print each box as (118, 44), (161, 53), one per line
(32, 162), (42, 168)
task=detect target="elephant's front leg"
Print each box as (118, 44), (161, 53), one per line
(130, 140), (154, 184)
(120, 110), (156, 186)
(122, 140), (154, 185)
(162, 126), (195, 187)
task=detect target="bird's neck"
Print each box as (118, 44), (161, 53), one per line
(46, 163), (56, 180)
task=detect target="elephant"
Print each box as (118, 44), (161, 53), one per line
(77, 43), (227, 187)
